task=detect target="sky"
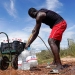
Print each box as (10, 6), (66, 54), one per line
(0, 0), (75, 51)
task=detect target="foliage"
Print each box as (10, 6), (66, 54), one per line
(60, 43), (75, 57)
(37, 42), (75, 64)
(36, 50), (53, 64)
(36, 50), (52, 60)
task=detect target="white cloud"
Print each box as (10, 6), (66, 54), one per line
(66, 25), (75, 31)
(63, 25), (75, 39)
(0, 31), (28, 42)
(3, 0), (17, 18)
(61, 25), (75, 48)
(0, 24), (75, 51)
(0, 25), (51, 50)
(37, 0), (63, 13)
(46, 0), (63, 10)
(1, 0), (75, 51)
(30, 24), (75, 50)
(26, 25), (51, 50)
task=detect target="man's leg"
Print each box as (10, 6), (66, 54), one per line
(48, 38), (63, 69)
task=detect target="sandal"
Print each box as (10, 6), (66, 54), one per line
(48, 69), (59, 74)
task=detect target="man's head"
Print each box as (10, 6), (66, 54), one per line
(28, 8), (37, 18)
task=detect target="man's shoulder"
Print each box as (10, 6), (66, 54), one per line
(39, 8), (48, 11)
(37, 12), (46, 18)
(36, 12), (46, 22)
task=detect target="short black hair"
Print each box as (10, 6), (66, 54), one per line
(28, 8), (37, 18)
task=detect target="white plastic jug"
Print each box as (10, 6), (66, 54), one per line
(18, 60), (22, 70)
(26, 55), (38, 68)
(18, 54), (22, 70)
(21, 49), (30, 58)
(22, 61), (30, 70)
(21, 49), (30, 70)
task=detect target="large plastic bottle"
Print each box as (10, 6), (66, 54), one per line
(18, 54), (22, 70)
(26, 48), (38, 68)
(21, 49), (30, 70)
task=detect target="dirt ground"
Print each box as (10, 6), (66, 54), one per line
(0, 56), (75, 75)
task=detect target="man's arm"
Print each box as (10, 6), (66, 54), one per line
(25, 12), (46, 48)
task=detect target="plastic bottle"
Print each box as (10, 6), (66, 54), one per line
(21, 49), (30, 70)
(26, 47), (38, 68)
(22, 60), (30, 70)
(18, 54), (22, 70)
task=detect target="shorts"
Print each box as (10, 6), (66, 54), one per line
(49, 20), (67, 41)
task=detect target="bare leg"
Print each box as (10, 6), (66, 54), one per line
(48, 38), (63, 69)
(52, 39), (60, 65)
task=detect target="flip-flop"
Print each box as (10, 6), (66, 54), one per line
(48, 69), (60, 74)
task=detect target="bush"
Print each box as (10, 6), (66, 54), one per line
(37, 43), (75, 64)
(60, 43), (75, 57)
(37, 50), (52, 60)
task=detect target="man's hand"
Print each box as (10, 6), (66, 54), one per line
(25, 43), (29, 49)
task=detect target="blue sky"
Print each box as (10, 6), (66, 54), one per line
(0, 0), (75, 51)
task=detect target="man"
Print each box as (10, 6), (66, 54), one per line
(25, 8), (67, 71)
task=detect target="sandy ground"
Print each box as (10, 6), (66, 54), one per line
(0, 56), (75, 75)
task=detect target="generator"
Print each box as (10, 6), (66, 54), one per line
(0, 32), (25, 70)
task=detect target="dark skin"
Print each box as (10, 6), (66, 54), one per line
(25, 11), (63, 69)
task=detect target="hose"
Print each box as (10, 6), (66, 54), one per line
(37, 35), (52, 56)
(27, 34), (51, 53)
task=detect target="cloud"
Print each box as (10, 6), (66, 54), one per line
(25, 25), (51, 50)
(0, 30), (28, 43)
(0, 24), (75, 51)
(66, 25), (75, 31)
(46, 0), (63, 10)
(37, 0), (63, 13)
(1, 0), (75, 51)
(63, 25), (75, 39)
(25, 24), (75, 50)
(0, 25), (51, 50)
(61, 25), (75, 48)
(3, 0), (17, 18)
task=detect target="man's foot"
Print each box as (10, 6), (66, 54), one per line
(48, 65), (63, 74)
(48, 69), (60, 74)
(55, 65), (64, 70)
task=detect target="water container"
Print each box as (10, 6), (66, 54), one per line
(21, 49), (30, 70)
(21, 49), (30, 58)
(27, 48), (38, 68)
(26, 55), (38, 68)
(18, 60), (22, 70)
(22, 61), (30, 70)
(18, 54), (22, 70)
